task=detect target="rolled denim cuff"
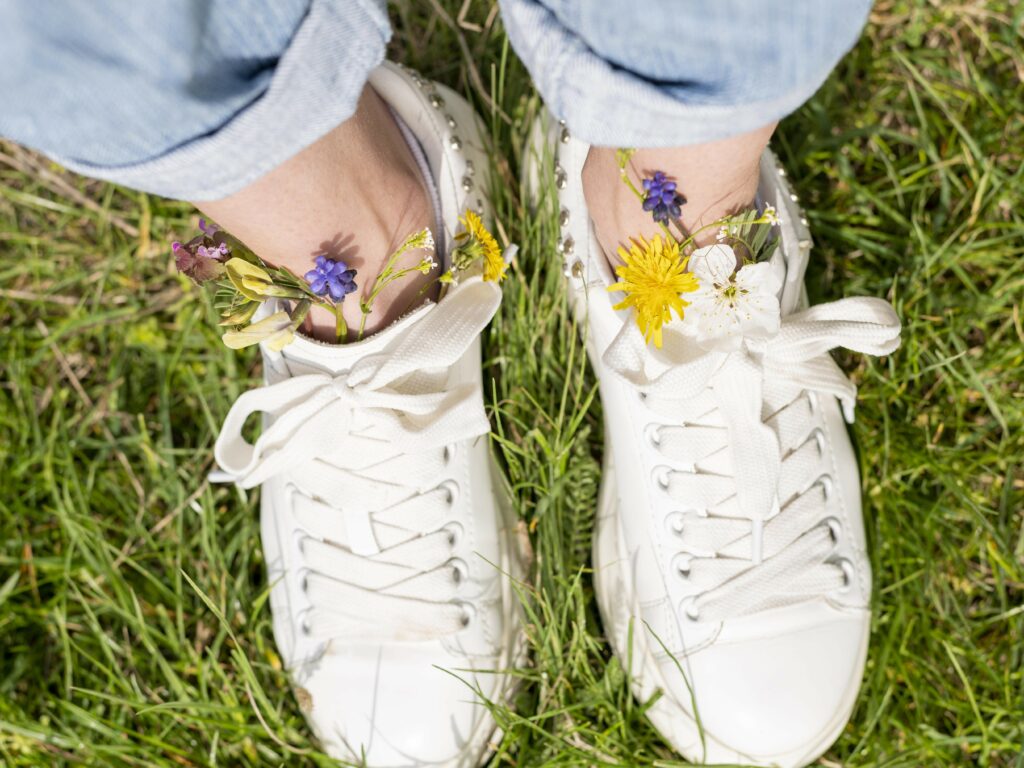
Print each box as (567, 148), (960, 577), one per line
(500, 0), (871, 148)
(56, 0), (389, 201)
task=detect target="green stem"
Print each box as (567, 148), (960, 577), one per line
(335, 305), (348, 343)
(357, 310), (369, 342)
(620, 171), (646, 202)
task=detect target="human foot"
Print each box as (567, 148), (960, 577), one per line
(534, 117), (901, 767)
(212, 63), (526, 767)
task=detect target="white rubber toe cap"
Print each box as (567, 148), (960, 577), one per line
(657, 611), (869, 766)
(297, 644), (501, 768)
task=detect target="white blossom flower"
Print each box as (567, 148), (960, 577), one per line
(716, 224), (730, 242)
(686, 244), (782, 351)
(763, 204), (780, 226)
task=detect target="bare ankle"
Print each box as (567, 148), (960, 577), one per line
(195, 87), (435, 342)
(583, 123), (776, 263)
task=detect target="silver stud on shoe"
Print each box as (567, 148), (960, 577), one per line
(445, 114), (456, 129)
(461, 175), (473, 191)
(559, 207), (570, 227)
(465, 160), (475, 176)
(555, 163), (568, 189)
(450, 135), (462, 151)
(570, 260), (584, 279)
(430, 94), (444, 109)
(559, 126), (570, 144)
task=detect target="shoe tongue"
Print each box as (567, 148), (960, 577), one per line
(270, 300), (435, 376)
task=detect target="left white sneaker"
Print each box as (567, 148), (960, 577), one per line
(530, 116), (902, 767)
(212, 63), (527, 768)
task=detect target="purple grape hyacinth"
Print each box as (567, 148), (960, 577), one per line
(304, 255), (358, 301)
(642, 171), (686, 224)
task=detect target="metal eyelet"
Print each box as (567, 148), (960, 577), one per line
(442, 521), (464, 547)
(447, 558), (469, 586)
(439, 479), (460, 506)
(808, 427), (827, 456)
(644, 423), (662, 448)
(822, 516), (843, 547)
(678, 596), (700, 623)
(805, 391), (819, 415)
(455, 601), (476, 628)
(297, 608), (313, 636)
(443, 443), (458, 466)
(652, 465), (672, 491)
(835, 558), (855, 594)
(815, 474), (835, 501)
(664, 511), (685, 535)
(671, 552), (693, 578)
(296, 567), (311, 593)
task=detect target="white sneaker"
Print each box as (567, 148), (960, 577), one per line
(213, 63), (527, 767)
(531, 117), (901, 767)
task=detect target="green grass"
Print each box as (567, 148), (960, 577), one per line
(1, 0), (1022, 765)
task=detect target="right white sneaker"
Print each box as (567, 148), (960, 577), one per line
(213, 63), (527, 768)
(530, 115), (901, 767)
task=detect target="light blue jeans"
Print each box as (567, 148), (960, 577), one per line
(0, 0), (870, 201)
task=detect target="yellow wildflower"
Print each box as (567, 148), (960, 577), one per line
(225, 258), (274, 301)
(609, 234), (699, 347)
(221, 311), (295, 351)
(458, 210), (506, 282)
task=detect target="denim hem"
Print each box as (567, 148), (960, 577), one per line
(54, 0), (390, 201)
(501, 0), (866, 149)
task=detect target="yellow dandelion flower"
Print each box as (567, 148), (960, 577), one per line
(459, 210), (507, 282)
(609, 234), (700, 347)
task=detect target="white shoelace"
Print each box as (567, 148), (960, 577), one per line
(605, 296), (901, 624)
(212, 277), (502, 642)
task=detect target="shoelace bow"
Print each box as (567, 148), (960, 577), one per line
(605, 295), (901, 623)
(212, 277), (502, 642)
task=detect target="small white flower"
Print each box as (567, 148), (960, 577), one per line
(763, 204), (780, 226)
(418, 255), (439, 273)
(716, 224), (730, 242)
(686, 244), (782, 351)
